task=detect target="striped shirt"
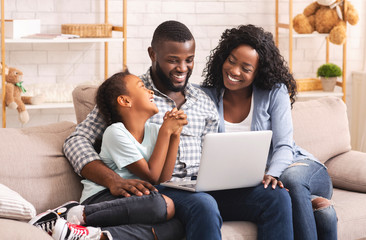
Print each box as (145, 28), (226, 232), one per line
(63, 68), (219, 180)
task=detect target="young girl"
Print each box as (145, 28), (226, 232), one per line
(30, 70), (187, 240)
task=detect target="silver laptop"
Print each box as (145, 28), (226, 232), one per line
(161, 130), (273, 192)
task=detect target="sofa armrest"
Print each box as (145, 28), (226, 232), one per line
(0, 219), (52, 239)
(0, 121), (82, 214)
(325, 150), (366, 192)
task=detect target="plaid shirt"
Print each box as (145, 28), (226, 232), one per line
(64, 68), (219, 180)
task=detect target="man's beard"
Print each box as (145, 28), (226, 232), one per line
(155, 62), (191, 92)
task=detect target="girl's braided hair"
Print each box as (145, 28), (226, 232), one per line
(96, 69), (130, 126)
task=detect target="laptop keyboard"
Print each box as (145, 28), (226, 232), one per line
(180, 183), (196, 188)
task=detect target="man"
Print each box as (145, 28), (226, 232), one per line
(64, 21), (293, 240)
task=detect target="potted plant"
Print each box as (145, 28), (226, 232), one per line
(316, 63), (342, 92)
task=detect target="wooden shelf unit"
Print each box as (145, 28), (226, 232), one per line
(275, 0), (347, 102)
(1, 0), (127, 128)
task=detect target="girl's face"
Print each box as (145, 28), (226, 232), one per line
(125, 74), (159, 115)
(222, 44), (259, 92)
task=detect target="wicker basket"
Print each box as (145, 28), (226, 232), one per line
(296, 78), (323, 92)
(61, 24), (112, 38)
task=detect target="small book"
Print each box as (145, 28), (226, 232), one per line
(22, 33), (80, 39)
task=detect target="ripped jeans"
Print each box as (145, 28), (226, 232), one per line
(280, 158), (337, 240)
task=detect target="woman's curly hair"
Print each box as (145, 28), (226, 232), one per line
(202, 24), (297, 105)
(96, 69), (130, 126)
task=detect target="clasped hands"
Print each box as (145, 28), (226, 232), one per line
(162, 107), (188, 136)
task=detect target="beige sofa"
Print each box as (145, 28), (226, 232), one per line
(1, 85), (366, 239)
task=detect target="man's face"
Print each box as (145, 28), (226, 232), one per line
(150, 40), (195, 92)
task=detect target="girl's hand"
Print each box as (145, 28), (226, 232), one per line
(164, 108), (186, 120)
(170, 109), (188, 136)
(162, 108), (188, 135)
(262, 174), (285, 189)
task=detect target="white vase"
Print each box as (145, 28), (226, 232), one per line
(320, 77), (337, 92)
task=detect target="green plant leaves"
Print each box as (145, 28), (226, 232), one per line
(317, 63), (342, 78)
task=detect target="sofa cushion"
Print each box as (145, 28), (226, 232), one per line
(325, 150), (366, 193)
(292, 97), (351, 163)
(0, 183), (36, 221)
(221, 221), (257, 240)
(332, 188), (366, 240)
(0, 121), (82, 214)
(0, 218), (52, 239)
(72, 85), (98, 123)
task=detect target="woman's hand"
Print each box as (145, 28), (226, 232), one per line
(262, 174), (285, 189)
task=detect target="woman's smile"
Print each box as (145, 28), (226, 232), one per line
(227, 74), (242, 83)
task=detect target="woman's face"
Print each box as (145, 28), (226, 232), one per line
(222, 44), (259, 91)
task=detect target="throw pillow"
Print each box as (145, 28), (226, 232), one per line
(0, 183), (36, 220)
(325, 150), (366, 193)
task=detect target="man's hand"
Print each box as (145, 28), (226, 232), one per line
(262, 174), (284, 189)
(109, 178), (157, 197)
(81, 160), (157, 197)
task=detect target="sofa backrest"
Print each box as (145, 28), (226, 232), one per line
(72, 85), (352, 164)
(291, 97), (351, 163)
(72, 85), (98, 124)
(0, 122), (82, 214)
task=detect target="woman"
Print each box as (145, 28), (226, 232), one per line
(200, 24), (337, 240)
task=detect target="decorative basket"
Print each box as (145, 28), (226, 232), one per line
(61, 24), (112, 38)
(296, 78), (323, 92)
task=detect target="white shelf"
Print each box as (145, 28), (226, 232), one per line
(1, 102), (74, 110)
(4, 37), (124, 44)
(26, 102), (74, 110)
(293, 33), (328, 38)
(297, 91), (343, 99)
(278, 33), (329, 39)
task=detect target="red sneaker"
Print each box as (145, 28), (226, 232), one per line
(52, 218), (105, 240)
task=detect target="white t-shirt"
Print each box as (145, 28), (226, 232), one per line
(224, 96), (253, 132)
(80, 122), (160, 202)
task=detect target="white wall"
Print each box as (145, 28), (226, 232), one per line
(1, 0), (365, 128)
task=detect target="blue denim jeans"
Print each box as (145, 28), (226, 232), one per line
(279, 158), (338, 240)
(157, 184), (293, 240)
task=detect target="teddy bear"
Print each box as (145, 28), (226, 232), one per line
(292, 0), (359, 45)
(1, 63), (44, 124)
